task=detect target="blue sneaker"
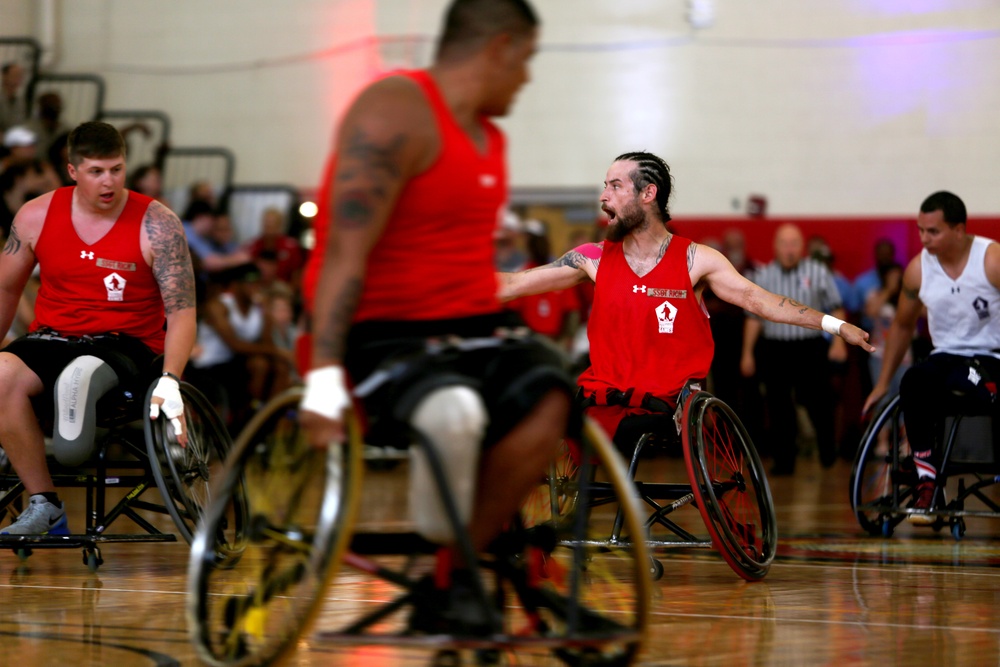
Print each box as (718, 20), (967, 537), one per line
(1, 494), (70, 535)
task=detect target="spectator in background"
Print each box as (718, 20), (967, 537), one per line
(248, 207), (304, 287)
(852, 238), (899, 331)
(862, 262), (910, 410)
(182, 201), (252, 277)
(494, 209), (526, 271)
(264, 281), (301, 396)
(181, 179), (217, 222)
(808, 234), (856, 315)
(0, 125), (39, 174)
(46, 132), (73, 186)
(0, 159), (61, 239)
(0, 63), (27, 135)
(129, 164), (169, 206)
(742, 223), (848, 475)
(507, 219), (579, 348)
(187, 264), (292, 431)
(24, 92), (70, 158)
(704, 228), (765, 447)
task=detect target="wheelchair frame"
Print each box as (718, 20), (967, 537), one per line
(558, 389), (777, 582)
(187, 386), (652, 667)
(0, 378), (244, 570)
(850, 393), (1000, 540)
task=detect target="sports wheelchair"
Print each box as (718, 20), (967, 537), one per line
(188, 385), (653, 666)
(0, 348), (247, 570)
(850, 392), (1000, 540)
(543, 385), (777, 582)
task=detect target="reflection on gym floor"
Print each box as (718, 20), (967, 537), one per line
(3, 455), (1000, 666)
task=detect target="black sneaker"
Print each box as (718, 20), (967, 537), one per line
(407, 571), (497, 637)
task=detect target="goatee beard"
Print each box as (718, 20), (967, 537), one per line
(605, 208), (645, 242)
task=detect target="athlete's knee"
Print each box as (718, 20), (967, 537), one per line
(408, 385), (488, 543)
(52, 356), (119, 466)
(410, 385), (488, 443)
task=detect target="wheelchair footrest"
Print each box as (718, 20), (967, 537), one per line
(0, 533), (177, 549)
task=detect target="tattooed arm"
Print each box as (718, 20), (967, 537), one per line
(863, 255), (923, 413)
(496, 243), (601, 301)
(0, 193), (48, 339)
(144, 200), (197, 379)
(693, 243), (873, 347)
(302, 75), (437, 445)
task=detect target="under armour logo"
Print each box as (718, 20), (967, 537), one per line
(952, 286), (961, 294)
(81, 251), (94, 260)
(633, 285), (647, 294)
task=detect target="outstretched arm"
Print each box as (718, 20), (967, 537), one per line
(696, 244), (874, 351)
(497, 243), (600, 301)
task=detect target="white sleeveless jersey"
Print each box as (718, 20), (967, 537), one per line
(920, 235), (1000, 358)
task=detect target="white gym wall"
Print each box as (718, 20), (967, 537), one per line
(2, 0), (999, 215)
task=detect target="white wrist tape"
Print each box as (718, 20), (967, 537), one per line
(821, 314), (846, 336)
(301, 366), (351, 421)
(149, 376), (185, 434)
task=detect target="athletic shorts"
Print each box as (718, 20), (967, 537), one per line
(1, 329), (158, 426)
(344, 312), (575, 448)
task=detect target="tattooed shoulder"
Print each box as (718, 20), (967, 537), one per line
(2, 224), (22, 255)
(552, 251), (588, 271)
(144, 202), (195, 314)
(687, 242), (698, 271)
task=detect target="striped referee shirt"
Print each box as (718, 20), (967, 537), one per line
(748, 258), (843, 341)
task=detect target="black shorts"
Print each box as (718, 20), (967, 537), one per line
(345, 312), (574, 448)
(2, 330), (159, 425)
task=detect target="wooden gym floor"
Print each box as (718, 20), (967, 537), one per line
(2, 455), (999, 666)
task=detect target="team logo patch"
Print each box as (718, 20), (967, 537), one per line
(97, 258), (137, 272)
(104, 272), (126, 302)
(655, 300), (678, 333)
(647, 288), (687, 299)
(973, 297), (990, 321)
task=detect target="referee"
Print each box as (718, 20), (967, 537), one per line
(740, 223), (848, 475)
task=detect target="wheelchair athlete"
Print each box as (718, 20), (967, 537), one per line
(498, 151), (874, 447)
(863, 191), (1000, 523)
(0, 121), (195, 536)
(299, 0), (572, 635)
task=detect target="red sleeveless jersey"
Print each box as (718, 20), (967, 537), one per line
(32, 187), (166, 353)
(303, 69), (505, 322)
(578, 237), (714, 403)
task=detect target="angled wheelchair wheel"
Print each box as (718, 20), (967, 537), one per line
(145, 381), (246, 548)
(850, 394), (911, 537)
(683, 391), (776, 581)
(187, 387), (363, 667)
(514, 417), (651, 665)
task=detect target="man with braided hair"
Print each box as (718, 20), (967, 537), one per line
(499, 151), (874, 449)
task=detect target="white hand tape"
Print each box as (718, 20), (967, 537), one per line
(821, 314), (846, 336)
(301, 366), (351, 421)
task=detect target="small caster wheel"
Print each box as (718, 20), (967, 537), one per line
(83, 547), (103, 571)
(881, 519), (894, 538)
(951, 520), (965, 541)
(15, 547), (32, 561)
(649, 558), (664, 581)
